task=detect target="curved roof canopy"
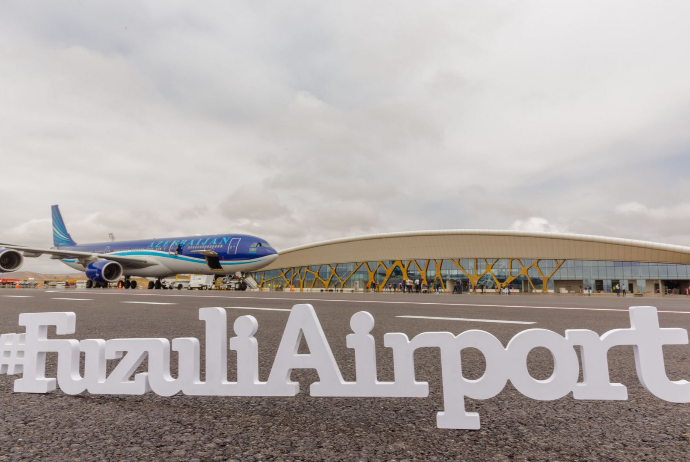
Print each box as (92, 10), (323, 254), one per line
(261, 230), (690, 271)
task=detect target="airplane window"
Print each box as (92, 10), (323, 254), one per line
(250, 242), (260, 248)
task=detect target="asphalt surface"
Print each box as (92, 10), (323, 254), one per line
(1, 288), (689, 461)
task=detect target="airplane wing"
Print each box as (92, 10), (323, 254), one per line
(0, 243), (159, 269)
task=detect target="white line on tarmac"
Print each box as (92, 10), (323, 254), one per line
(35, 291), (690, 315)
(397, 315), (535, 325)
(121, 301), (177, 305)
(51, 298), (93, 301)
(221, 306), (292, 312)
(2, 295), (33, 298)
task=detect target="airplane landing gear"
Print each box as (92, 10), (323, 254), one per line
(148, 281), (155, 290)
(86, 279), (93, 289)
(154, 279), (162, 290)
(121, 277), (137, 290)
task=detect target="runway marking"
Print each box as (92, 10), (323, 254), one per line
(51, 298), (93, 301)
(121, 301), (177, 305)
(31, 291), (690, 315)
(2, 295), (33, 298)
(397, 315), (535, 325)
(221, 306), (291, 312)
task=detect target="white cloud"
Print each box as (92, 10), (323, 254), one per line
(510, 217), (566, 234)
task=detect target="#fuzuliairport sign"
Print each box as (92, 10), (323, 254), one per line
(1, 304), (688, 429)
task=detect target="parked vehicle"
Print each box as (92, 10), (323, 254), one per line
(219, 275), (248, 291)
(170, 280), (190, 290)
(189, 274), (215, 290)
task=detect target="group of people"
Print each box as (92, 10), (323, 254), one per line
(614, 283), (627, 296)
(366, 280), (527, 294)
(368, 279), (445, 293)
(497, 285), (512, 295)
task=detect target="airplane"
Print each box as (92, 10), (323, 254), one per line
(0, 205), (278, 290)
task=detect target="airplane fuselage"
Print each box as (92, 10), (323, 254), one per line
(57, 233), (278, 278)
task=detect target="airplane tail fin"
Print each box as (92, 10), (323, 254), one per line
(51, 205), (77, 247)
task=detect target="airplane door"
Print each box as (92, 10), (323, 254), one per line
(228, 238), (240, 255)
(168, 241), (181, 255)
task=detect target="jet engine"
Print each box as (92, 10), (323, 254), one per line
(0, 248), (24, 273)
(85, 260), (123, 284)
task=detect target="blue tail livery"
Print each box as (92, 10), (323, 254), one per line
(52, 205), (77, 247)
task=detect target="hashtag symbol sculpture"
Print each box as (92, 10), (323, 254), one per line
(0, 333), (26, 375)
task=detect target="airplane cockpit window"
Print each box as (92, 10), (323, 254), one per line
(250, 242), (274, 250)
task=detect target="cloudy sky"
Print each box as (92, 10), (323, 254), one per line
(1, 1), (690, 273)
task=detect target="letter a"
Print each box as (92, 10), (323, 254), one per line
(265, 304), (347, 396)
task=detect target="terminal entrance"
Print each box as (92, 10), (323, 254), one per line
(662, 280), (681, 295)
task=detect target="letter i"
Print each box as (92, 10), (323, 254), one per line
(346, 311), (378, 385)
(230, 315), (266, 393)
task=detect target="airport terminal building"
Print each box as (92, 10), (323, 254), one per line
(251, 230), (690, 294)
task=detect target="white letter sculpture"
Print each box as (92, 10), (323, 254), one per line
(0, 304), (688, 429)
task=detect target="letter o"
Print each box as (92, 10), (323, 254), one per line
(506, 329), (579, 400)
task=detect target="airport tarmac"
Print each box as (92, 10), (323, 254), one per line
(1, 289), (689, 460)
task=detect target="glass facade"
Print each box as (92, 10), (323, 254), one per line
(253, 258), (690, 294)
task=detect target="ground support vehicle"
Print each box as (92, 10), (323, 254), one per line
(219, 275), (248, 291)
(166, 280), (190, 290)
(189, 274), (215, 290)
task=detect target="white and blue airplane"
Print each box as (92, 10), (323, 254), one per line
(0, 205), (278, 289)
